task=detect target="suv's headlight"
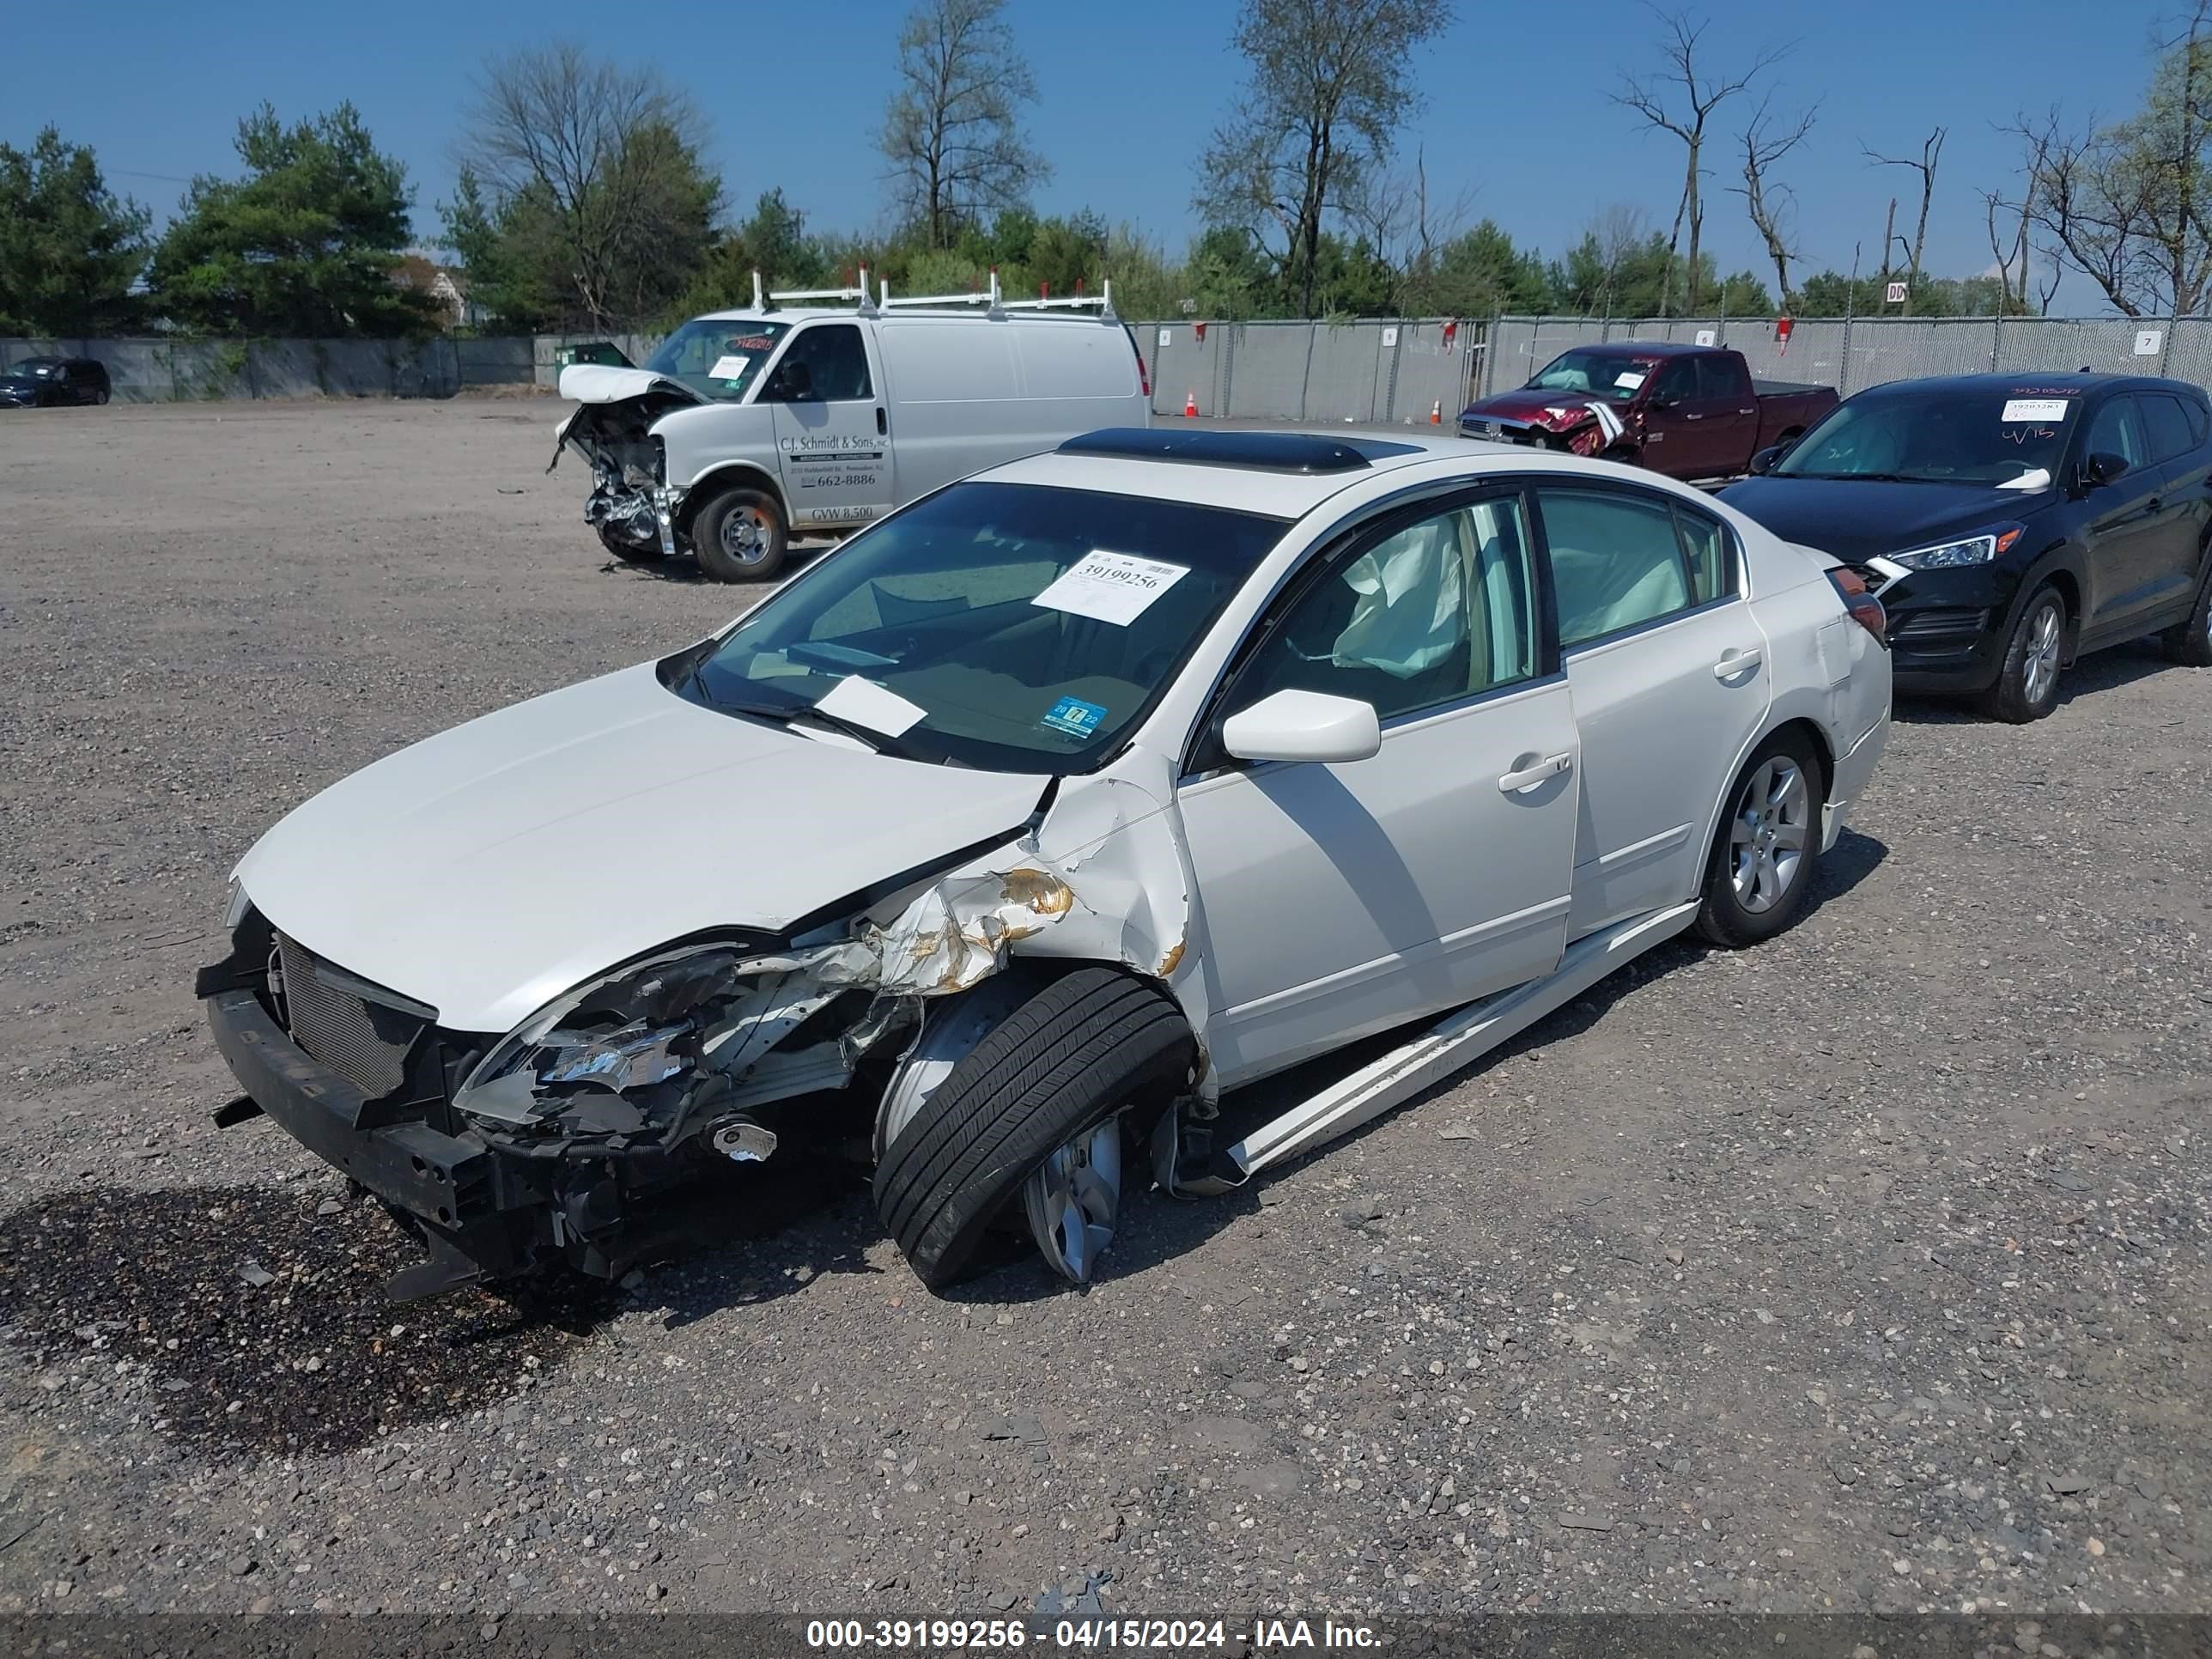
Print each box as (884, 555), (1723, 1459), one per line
(457, 940), (766, 1127)
(1889, 526), (2023, 570)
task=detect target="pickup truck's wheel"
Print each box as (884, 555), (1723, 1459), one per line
(693, 486), (788, 582)
(1693, 729), (1826, 949)
(2159, 562), (2212, 667)
(596, 523), (665, 563)
(1980, 583), (2068, 722)
(874, 968), (1195, 1291)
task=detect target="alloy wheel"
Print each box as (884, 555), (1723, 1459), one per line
(1729, 756), (1809, 915)
(1022, 1117), (1122, 1284)
(2023, 601), (2063, 706)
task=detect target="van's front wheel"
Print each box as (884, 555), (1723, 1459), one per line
(693, 486), (789, 582)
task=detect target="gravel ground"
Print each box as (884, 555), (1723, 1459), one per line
(0, 398), (2207, 1623)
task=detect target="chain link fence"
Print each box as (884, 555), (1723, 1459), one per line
(14, 313), (2209, 413)
(1476, 314), (2201, 401)
(1136, 318), (1483, 424)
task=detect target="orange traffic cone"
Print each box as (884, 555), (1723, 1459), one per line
(1430, 399), (1442, 424)
(1183, 390), (1198, 417)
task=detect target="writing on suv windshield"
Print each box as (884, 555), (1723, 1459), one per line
(1778, 389), (2079, 484)
(678, 482), (1285, 775)
(644, 319), (793, 402)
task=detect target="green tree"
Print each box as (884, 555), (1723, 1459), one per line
(881, 0), (1050, 250)
(1199, 0), (1455, 319)
(0, 128), (150, 336)
(455, 46), (722, 332)
(148, 103), (428, 337)
(1405, 220), (1553, 317)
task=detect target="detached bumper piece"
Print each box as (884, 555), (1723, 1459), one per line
(198, 921), (723, 1299)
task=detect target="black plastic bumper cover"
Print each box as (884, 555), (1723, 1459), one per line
(204, 987), (535, 1276)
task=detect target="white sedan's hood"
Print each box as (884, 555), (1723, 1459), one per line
(234, 664), (1046, 1033)
(556, 364), (704, 404)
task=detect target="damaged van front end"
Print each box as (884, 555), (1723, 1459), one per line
(550, 367), (708, 561)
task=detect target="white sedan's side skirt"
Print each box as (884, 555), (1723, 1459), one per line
(1223, 901), (1701, 1181)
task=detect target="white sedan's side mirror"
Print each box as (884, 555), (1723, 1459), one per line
(1221, 689), (1382, 765)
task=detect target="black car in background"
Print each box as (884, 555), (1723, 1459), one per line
(1721, 373), (2212, 720)
(0, 356), (112, 408)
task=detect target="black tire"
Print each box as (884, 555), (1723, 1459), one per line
(596, 521), (665, 563)
(1693, 728), (1828, 950)
(1978, 582), (2069, 722)
(2159, 562), (2212, 667)
(692, 485), (788, 582)
(94, 387), (109, 406)
(874, 968), (1195, 1291)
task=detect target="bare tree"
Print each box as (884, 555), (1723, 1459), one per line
(1198, 0), (1456, 319)
(458, 44), (719, 331)
(1863, 126), (1948, 313)
(2010, 4), (2212, 318)
(1729, 92), (1818, 307)
(879, 0), (1049, 250)
(1353, 148), (1477, 312)
(1614, 6), (1790, 317)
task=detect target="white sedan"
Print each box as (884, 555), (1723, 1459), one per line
(200, 428), (1890, 1299)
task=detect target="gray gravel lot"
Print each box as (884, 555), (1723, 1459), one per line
(0, 398), (2207, 1621)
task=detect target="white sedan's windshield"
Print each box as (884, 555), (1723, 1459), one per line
(675, 483), (1286, 773)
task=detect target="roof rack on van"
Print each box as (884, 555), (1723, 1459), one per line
(750, 265), (1116, 323)
(750, 267), (874, 313)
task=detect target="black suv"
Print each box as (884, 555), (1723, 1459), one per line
(0, 356), (112, 408)
(1721, 372), (2212, 720)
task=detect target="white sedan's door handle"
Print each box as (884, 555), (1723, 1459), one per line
(1712, 647), (1763, 680)
(1497, 752), (1573, 793)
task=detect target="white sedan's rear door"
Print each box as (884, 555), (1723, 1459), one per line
(1531, 483), (1772, 937)
(1177, 489), (1582, 1088)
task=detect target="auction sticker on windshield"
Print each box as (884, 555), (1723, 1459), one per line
(708, 354), (750, 381)
(1031, 551), (1189, 626)
(2001, 398), (2069, 422)
(1614, 371), (1646, 389)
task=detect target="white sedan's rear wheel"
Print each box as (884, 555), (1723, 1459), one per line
(1693, 730), (1826, 949)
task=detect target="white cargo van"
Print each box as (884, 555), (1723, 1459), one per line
(553, 274), (1154, 580)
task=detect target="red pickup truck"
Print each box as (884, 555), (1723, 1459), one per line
(1458, 340), (1838, 483)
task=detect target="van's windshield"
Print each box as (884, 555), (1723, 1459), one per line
(644, 319), (793, 402)
(672, 482), (1287, 774)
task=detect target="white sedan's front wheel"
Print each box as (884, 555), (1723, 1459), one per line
(1694, 730), (1826, 949)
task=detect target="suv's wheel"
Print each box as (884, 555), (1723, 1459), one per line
(1693, 729), (1827, 950)
(2159, 563), (2212, 667)
(692, 485), (788, 582)
(1980, 583), (2068, 722)
(873, 968), (1194, 1290)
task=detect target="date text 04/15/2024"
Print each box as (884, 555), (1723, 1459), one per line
(803, 1617), (1379, 1650)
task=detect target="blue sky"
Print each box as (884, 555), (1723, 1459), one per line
(10, 0), (2179, 310)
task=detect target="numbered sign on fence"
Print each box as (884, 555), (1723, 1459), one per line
(2135, 330), (2163, 356)
(1694, 329), (1717, 348)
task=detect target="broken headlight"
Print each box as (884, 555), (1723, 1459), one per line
(454, 941), (771, 1136)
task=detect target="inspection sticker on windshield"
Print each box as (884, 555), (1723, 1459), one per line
(815, 674), (927, 738)
(707, 354), (750, 381)
(2001, 398), (2069, 422)
(1041, 696), (1109, 739)
(1614, 371), (1646, 390)
(1031, 551), (1189, 626)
